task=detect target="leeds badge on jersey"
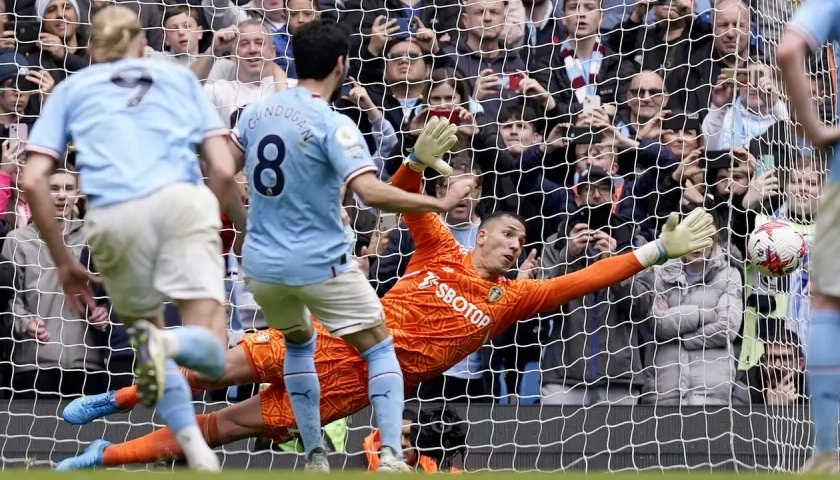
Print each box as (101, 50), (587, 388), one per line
(254, 332), (271, 344)
(488, 286), (504, 303)
(336, 125), (358, 146)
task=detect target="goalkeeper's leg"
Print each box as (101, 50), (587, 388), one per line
(57, 395), (269, 470)
(62, 344), (256, 425)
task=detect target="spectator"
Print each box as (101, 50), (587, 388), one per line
(280, 0), (322, 79)
(540, 166), (653, 406)
(145, 6), (238, 81)
(681, 0), (762, 117)
(774, 157), (823, 353)
(438, 0), (527, 120)
(1, 168), (111, 398)
(357, 35), (433, 132)
(648, 211), (744, 406)
(201, 0), (290, 64)
(88, 0), (163, 52)
(202, 20), (288, 127)
(709, 148), (759, 255)
(747, 317), (806, 406)
(30, 0), (90, 84)
(605, 0), (712, 102)
(338, 77), (397, 187)
(618, 70), (669, 139)
(519, 0), (567, 70)
(530, 0), (637, 120)
(703, 65), (788, 151)
(0, 52), (52, 132)
(340, 0), (461, 58)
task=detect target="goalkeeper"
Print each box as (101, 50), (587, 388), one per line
(55, 117), (715, 471)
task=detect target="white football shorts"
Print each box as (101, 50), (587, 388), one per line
(245, 261), (385, 337)
(812, 182), (840, 297)
(84, 182), (226, 319)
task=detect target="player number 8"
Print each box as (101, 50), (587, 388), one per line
(253, 134), (286, 197)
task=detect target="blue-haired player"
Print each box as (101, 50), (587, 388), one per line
(778, 2), (840, 473)
(20, 5), (247, 472)
(228, 18), (470, 473)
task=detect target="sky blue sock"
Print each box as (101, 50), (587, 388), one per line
(156, 359), (198, 435)
(170, 326), (226, 379)
(807, 309), (840, 454)
(362, 336), (404, 459)
(284, 332), (322, 455)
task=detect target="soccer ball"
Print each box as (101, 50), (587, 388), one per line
(747, 220), (807, 277)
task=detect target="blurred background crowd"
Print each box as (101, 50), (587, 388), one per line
(0, 0), (828, 421)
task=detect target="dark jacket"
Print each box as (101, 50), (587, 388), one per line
(604, 15), (713, 103)
(539, 214), (653, 388)
(339, 0), (462, 56)
(676, 42), (763, 119)
(529, 43), (638, 121)
(437, 41), (527, 122)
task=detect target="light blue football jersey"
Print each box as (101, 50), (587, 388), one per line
(233, 87), (376, 286)
(26, 58), (225, 209)
(789, 0), (840, 182)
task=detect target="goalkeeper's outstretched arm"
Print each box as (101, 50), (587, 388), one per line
(512, 209), (715, 318)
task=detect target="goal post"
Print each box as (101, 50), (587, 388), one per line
(0, 0), (830, 472)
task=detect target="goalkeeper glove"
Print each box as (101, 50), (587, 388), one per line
(634, 208), (715, 268)
(406, 116), (459, 176)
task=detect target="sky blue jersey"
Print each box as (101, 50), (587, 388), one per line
(232, 87), (377, 286)
(788, 0), (840, 182)
(26, 58), (226, 209)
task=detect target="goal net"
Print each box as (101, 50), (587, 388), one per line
(0, 0), (831, 473)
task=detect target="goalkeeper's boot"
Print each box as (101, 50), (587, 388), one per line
(62, 390), (122, 425)
(128, 319), (166, 408)
(800, 452), (839, 474)
(377, 447), (412, 473)
(54, 440), (111, 471)
(303, 447), (330, 473)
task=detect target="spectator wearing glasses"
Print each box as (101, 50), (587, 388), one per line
(357, 35), (433, 132)
(540, 166), (654, 406)
(747, 318), (806, 406)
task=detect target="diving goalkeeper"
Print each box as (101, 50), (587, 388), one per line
(55, 118), (715, 470)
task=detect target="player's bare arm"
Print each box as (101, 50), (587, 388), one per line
(778, 25), (840, 148)
(198, 135), (247, 237)
(19, 153), (99, 312)
(349, 171), (471, 214)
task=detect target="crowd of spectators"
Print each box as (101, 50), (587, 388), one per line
(0, 0), (828, 414)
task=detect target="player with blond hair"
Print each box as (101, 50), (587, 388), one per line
(55, 159), (715, 470)
(21, 5), (245, 472)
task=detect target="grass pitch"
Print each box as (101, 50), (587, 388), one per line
(1, 471), (831, 479)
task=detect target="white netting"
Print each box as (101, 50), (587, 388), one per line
(0, 0), (833, 472)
